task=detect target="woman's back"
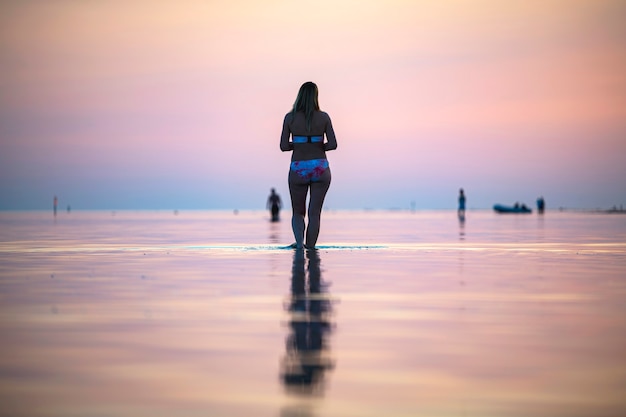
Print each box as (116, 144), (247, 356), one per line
(281, 111), (337, 161)
(286, 111), (330, 136)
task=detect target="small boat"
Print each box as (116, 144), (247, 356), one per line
(493, 204), (532, 214)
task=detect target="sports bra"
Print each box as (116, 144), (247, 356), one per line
(292, 135), (323, 144)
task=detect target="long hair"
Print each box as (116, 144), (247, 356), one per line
(291, 82), (320, 132)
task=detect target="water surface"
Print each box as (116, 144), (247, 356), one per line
(1, 210), (625, 416)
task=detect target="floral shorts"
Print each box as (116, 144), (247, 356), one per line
(289, 159), (329, 182)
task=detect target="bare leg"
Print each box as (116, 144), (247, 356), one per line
(305, 168), (331, 248)
(288, 169), (308, 248)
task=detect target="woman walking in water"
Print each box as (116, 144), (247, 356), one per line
(280, 82), (337, 249)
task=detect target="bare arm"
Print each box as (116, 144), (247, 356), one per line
(280, 114), (293, 152)
(324, 115), (337, 151)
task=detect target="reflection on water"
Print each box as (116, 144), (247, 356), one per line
(1, 211), (625, 416)
(281, 249), (335, 395)
(458, 211), (466, 240)
(269, 220), (282, 244)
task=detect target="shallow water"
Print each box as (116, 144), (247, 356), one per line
(1, 210), (625, 417)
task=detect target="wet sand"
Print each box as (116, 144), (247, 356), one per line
(0, 210), (625, 416)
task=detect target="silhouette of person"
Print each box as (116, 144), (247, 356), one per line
(280, 82), (338, 249)
(53, 195), (58, 216)
(458, 188), (466, 218)
(281, 249), (334, 394)
(267, 188), (282, 222)
(537, 196), (545, 213)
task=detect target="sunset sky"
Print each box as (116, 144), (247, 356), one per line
(1, 0), (625, 210)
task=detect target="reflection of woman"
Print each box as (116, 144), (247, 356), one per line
(280, 82), (338, 249)
(281, 249), (334, 393)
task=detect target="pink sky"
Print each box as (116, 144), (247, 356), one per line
(1, 0), (625, 210)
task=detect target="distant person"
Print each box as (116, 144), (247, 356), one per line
(458, 188), (466, 217)
(537, 196), (545, 213)
(267, 188), (283, 222)
(53, 195), (58, 216)
(280, 81), (338, 249)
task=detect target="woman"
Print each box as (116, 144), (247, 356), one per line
(280, 82), (337, 249)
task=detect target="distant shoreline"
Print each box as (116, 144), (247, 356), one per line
(1, 207), (625, 214)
